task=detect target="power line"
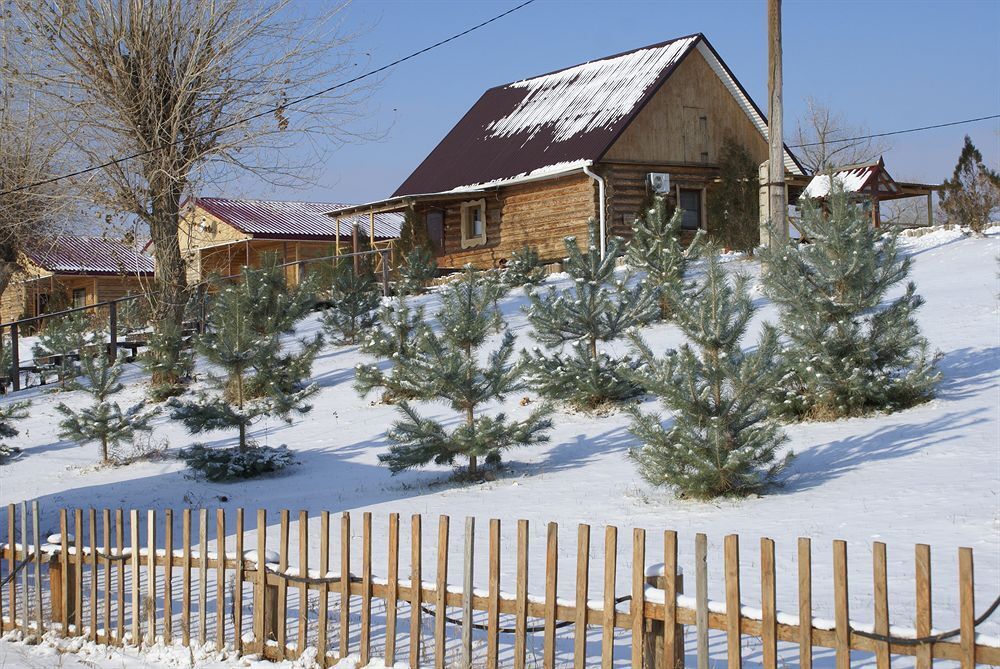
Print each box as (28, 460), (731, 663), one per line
(791, 113), (1000, 148)
(0, 0), (537, 197)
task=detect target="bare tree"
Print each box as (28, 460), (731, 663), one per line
(16, 0), (372, 378)
(793, 97), (890, 174)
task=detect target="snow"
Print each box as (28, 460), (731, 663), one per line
(802, 167), (874, 199)
(2, 230), (999, 668)
(486, 37), (698, 143)
(447, 159), (593, 193)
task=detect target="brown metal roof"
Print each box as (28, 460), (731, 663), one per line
(24, 236), (155, 276)
(393, 34), (804, 197)
(194, 197), (403, 241)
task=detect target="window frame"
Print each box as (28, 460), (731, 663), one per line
(460, 198), (488, 249)
(72, 287), (87, 309)
(676, 185), (706, 231)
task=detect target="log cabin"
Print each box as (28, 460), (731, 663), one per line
(179, 198), (403, 284)
(330, 33), (809, 270)
(0, 236), (154, 324)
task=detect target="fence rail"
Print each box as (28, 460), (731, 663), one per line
(1, 503), (997, 668)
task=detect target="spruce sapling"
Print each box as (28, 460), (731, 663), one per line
(524, 222), (658, 410)
(32, 312), (93, 388)
(321, 260), (381, 344)
(760, 189), (941, 419)
(626, 195), (702, 319)
(502, 245), (546, 289)
(56, 349), (157, 464)
(628, 250), (791, 499)
(397, 246), (437, 296)
(378, 268), (552, 477)
(355, 297), (428, 403)
(141, 318), (194, 401)
(0, 399), (29, 463)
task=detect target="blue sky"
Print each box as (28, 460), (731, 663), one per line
(231, 0), (1000, 204)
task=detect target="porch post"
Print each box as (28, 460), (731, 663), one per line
(352, 221), (360, 274)
(108, 300), (118, 364)
(927, 192), (933, 228)
(10, 323), (19, 392)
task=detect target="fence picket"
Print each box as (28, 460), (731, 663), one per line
(89, 508), (97, 641)
(434, 514), (449, 669)
(915, 544), (932, 668)
(724, 533), (741, 669)
(254, 509), (267, 650)
(115, 509), (124, 643)
(487, 518), (501, 669)
(360, 511), (373, 666)
(544, 521), (558, 668)
(182, 509), (191, 646)
(462, 516), (475, 668)
(199, 508), (209, 647)
(761, 538), (777, 669)
(514, 518), (528, 669)
(217, 509), (227, 653)
(695, 533), (708, 669)
(147, 509), (156, 643)
(129, 510), (140, 643)
(297, 510), (308, 656)
(410, 514), (423, 668)
(872, 541), (890, 669)
(662, 530), (679, 669)
(339, 512), (350, 659)
(317, 511), (330, 667)
(6, 505), (14, 631)
(21, 502), (29, 635)
(602, 525), (617, 669)
(833, 540), (850, 669)
(276, 509), (289, 658)
(573, 524), (590, 668)
(631, 528), (645, 669)
(33, 501), (44, 637)
(385, 513), (399, 666)
(798, 537), (812, 669)
(234, 508), (245, 655)
(959, 547), (974, 669)
(60, 509), (69, 632)
(74, 510), (83, 634)
(164, 510), (172, 644)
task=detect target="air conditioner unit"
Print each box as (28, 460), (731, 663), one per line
(648, 172), (671, 194)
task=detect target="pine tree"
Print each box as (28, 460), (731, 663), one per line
(170, 264), (321, 480)
(378, 268), (552, 476)
(502, 245), (546, 289)
(627, 250), (791, 499)
(140, 318), (194, 402)
(524, 223), (658, 410)
(626, 196), (702, 319)
(56, 350), (157, 464)
(707, 137), (760, 252)
(0, 399), (29, 463)
(397, 246), (438, 296)
(32, 312), (93, 388)
(939, 135), (1000, 233)
(355, 297), (429, 403)
(761, 190), (941, 419)
(321, 261), (381, 344)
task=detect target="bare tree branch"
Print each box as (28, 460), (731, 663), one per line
(793, 97), (891, 174)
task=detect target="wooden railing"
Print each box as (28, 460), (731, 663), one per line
(1, 503), (997, 667)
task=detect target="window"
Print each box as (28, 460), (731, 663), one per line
(460, 199), (487, 249)
(425, 210), (444, 252)
(37, 293), (50, 315)
(678, 188), (703, 230)
(72, 288), (87, 308)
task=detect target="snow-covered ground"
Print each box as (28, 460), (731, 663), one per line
(1, 227), (998, 668)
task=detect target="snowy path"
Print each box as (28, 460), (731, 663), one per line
(1, 228), (997, 668)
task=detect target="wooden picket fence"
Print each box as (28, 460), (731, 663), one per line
(0, 503), (997, 668)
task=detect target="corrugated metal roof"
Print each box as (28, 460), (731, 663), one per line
(802, 160), (900, 200)
(394, 34), (803, 197)
(195, 198), (403, 240)
(24, 236), (155, 275)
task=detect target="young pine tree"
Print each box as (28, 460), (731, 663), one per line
(628, 251), (791, 499)
(396, 205), (433, 259)
(33, 312), (93, 388)
(502, 245), (546, 289)
(397, 246), (438, 296)
(141, 318), (194, 402)
(626, 196), (702, 319)
(170, 265), (322, 480)
(706, 137), (760, 253)
(56, 350), (157, 464)
(939, 135), (1000, 233)
(355, 297), (428, 403)
(524, 223), (658, 410)
(321, 261), (381, 344)
(378, 268), (552, 477)
(0, 399), (29, 463)
(761, 191), (941, 419)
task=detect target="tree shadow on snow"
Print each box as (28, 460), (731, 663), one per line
(934, 346), (999, 401)
(781, 408), (989, 494)
(524, 424), (637, 475)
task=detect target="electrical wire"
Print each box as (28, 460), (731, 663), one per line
(790, 114), (1000, 148)
(0, 0), (537, 197)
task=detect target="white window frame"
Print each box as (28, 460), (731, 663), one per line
(460, 198), (487, 249)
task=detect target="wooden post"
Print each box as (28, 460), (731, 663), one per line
(108, 300), (118, 363)
(10, 323), (19, 392)
(695, 533), (708, 669)
(573, 524), (590, 668)
(434, 515), (449, 669)
(380, 249), (390, 297)
(926, 192), (934, 228)
(643, 541), (684, 669)
(915, 544), (932, 669)
(724, 534), (741, 669)
(462, 517), (475, 668)
(601, 526), (617, 669)
(766, 0), (787, 243)
(369, 211), (375, 249)
(409, 514), (423, 668)
(352, 222), (360, 275)
(543, 522), (558, 668)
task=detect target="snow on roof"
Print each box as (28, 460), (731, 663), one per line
(447, 159), (595, 193)
(24, 236), (154, 275)
(801, 160), (900, 200)
(487, 38), (697, 144)
(194, 197), (402, 240)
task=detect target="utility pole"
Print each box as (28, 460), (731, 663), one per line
(766, 0), (787, 243)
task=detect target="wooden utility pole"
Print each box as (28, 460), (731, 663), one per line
(766, 0), (787, 242)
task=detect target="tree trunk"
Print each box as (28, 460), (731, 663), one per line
(0, 256), (17, 301)
(148, 183), (188, 385)
(101, 436), (109, 464)
(466, 405), (476, 475)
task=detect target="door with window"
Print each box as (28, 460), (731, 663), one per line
(425, 210), (444, 253)
(678, 188), (704, 231)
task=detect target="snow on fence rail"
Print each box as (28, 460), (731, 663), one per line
(1, 502), (997, 668)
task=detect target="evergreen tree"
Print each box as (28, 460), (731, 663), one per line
(626, 196), (702, 319)
(395, 206), (432, 259)
(502, 245), (546, 289)
(761, 190), (941, 419)
(32, 312), (93, 388)
(524, 223), (658, 410)
(0, 399), (29, 463)
(56, 350), (157, 464)
(397, 246), (438, 296)
(355, 297), (429, 403)
(939, 135), (1000, 233)
(378, 268), (552, 476)
(627, 251), (791, 499)
(170, 264), (321, 480)
(321, 261), (381, 344)
(707, 137), (760, 252)
(140, 318), (194, 402)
